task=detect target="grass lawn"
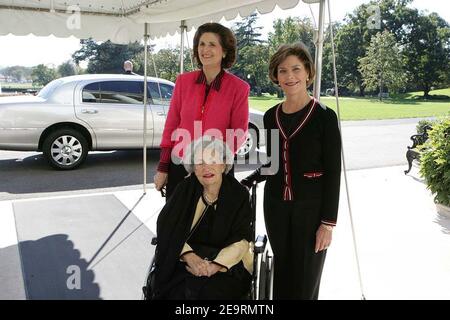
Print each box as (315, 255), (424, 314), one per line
(0, 82), (37, 89)
(249, 88), (450, 120)
(393, 87), (450, 100)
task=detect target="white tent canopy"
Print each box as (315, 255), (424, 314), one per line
(0, 0), (308, 43)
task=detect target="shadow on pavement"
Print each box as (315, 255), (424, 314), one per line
(19, 234), (101, 299)
(434, 214), (450, 235)
(11, 194), (156, 299)
(0, 243), (26, 299)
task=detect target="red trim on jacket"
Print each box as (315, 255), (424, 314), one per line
(321, 219), (337, 226)
(157, 147), (172, 173)
(303, 171), (324, 178)
(275, 99), (318, 201)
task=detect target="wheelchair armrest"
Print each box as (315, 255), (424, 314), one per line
(254, 234), (267, 254)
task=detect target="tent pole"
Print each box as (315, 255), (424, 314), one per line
(313, 0), (325, 100)
(180, 20), (186, 74)
(327, 0), (366, 299)
(143, 22), (149, 194)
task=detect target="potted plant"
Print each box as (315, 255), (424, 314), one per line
(419, 117), (450, 217)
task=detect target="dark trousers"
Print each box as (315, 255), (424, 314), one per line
(166, 162), (235, 200)
(264, 188), (327, 300)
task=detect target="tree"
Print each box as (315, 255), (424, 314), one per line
(72, 38), (145, 74)
(231, 12), (268, 94)
(378, 0), (417, 44)
(334, 23), (367, 96)
(133, 47), (194, 82)
(236, 45), (273, 96)
(333, 0), (417, 95)
(341, 0), (449, 96)
(358, 30), (407, 100)
(321, 22), (342, 95)
(31, 64), (58, 86)
(233, 12), (264, 50)
(403, 13), (450, 97)
(2, 65), (32, 82)
(333, 0), (386, 96)
(57, 60), (76, 77)
(268, 16), (315, 56)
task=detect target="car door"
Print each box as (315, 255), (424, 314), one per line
(75, 80), (153, 149)
(148, 82), (173, 147)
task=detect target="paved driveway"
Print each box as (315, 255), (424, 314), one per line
(0, 118), (422, 201)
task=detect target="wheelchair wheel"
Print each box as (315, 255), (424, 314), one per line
(142, 256), (156, 300)
(258, 251), (273, 300)
(258, 258), (268, 299)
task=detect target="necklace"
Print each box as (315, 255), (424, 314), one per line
(203, 192), (218, 205)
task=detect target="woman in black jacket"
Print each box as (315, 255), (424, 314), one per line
(152, 136), (253, 299)
(242, 43), (342, 299)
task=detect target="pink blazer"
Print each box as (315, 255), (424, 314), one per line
(158, 70), (250, 171)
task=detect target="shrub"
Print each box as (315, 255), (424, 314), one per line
(419, 117), (450, 206)
(416, 119), (436, 135)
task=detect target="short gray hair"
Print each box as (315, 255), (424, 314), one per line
(183, 136), (234, 174)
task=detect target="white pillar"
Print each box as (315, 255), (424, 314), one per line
(313, 0), (325, 100)
(143, 23), (149, 194)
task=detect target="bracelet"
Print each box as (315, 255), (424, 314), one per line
(322, 224), (334, 231)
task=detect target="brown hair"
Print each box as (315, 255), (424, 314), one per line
(269, 42), (316, 87)
(193, 23), (237, 69)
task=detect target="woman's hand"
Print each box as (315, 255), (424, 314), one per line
(315, 224), (333, 253)
(154, 171), (168, 191)
(205, 262), (224, 277)
(183, 252), (209, 277)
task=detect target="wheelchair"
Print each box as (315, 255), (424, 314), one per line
(142, 182), (273, 300)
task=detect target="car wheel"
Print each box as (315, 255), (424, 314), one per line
(43, 128), (88, 170)
(236, 125), (258, 160)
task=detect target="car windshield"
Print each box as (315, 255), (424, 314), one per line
(37, 79), (64, 99)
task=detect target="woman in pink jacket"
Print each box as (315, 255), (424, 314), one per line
(154, 22), (250, 198)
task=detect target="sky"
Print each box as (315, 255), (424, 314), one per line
(0, 0), (449, 69)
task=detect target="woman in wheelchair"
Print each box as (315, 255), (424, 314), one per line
(151, 137), (253, 299)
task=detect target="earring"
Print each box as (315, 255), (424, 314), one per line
(222, 54), (226, 58)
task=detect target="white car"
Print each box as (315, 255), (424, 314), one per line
(0, 74), (264, 169)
